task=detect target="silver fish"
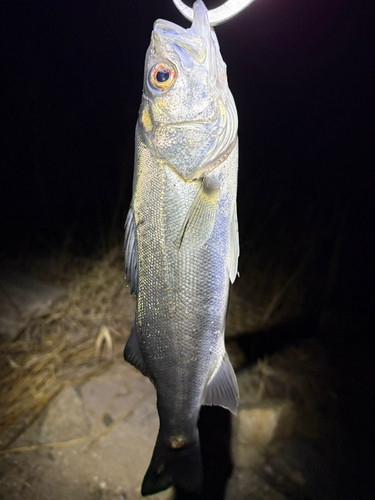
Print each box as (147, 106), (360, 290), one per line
(124, 0), (244, 495)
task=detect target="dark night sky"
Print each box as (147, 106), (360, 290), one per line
(1, 0), (374, 302)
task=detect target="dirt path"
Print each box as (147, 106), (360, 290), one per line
(0, 337), (343, 500)
(0, 346), (172, 500)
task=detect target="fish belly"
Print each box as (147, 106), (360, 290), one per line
(132, 126), (239, 437)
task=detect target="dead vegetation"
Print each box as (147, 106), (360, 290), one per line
(227, 261), (307, 337)
(0, 247), (134, 450)
(0, 219), (327, 453)
(237, 340), (336, 439)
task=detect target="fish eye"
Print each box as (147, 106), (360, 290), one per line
(149, 62), (176, 91)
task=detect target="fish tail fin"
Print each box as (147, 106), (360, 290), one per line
(141, 431), (202, 496)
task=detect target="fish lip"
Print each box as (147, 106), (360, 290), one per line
(153, 18), (186, 36)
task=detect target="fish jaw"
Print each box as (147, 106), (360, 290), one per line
(138, 0), (238, 181)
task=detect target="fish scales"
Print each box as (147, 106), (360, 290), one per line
(134, 137), (238, 438)
(124, 0), (241, 495)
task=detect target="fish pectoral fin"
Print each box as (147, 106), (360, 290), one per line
(175, 177), (220, 251)
(228, 203), (240, 283)
(202, 352), (239, 415)
(123, 204), (138, 296)
(124, 320), (148, 377)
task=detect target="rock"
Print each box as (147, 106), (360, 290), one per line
(0, 269), (66, 340)
(233, 401), (296, 468)
(238, 405), (282, 446)
(39, 386), (91, 444)
(258, 436), (341, 500)
(226, 468), (288, 500)
(14, 386), (91, 447)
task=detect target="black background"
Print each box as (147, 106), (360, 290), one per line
(2, 0), (373, 256)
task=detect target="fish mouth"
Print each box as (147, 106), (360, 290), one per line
(153, 19), (185, 36)
(159, 119), (213, 129)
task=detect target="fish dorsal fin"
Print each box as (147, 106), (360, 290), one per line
(124, 320), (148, 377)
(176, 177), (220, 251)
(124, 205), (138, 296)
(228, 203), (240, 283)
(202, 352), (239, 415)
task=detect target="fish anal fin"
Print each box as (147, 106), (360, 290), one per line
(124, 321), (147, 377)
(202, 352), (239, 415)
(176, 177), (220, 251)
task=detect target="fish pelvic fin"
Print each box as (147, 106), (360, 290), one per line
(203, 352), (239, 415)
(141, 431), (202, 496)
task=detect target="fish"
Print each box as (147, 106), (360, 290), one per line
(124, 0), (242, 495)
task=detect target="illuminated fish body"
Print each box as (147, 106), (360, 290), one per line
(124, 0), (241, 494)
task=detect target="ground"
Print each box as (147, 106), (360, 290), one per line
(0, 249), (354, 500)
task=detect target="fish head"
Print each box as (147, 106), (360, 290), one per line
(138, 0), (238, 182)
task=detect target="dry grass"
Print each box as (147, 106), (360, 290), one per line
(0, 247), (135, 450)
(227, 258), (308, 337)
(236, 339), (337, 447)
(0, 209), (331, 451)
